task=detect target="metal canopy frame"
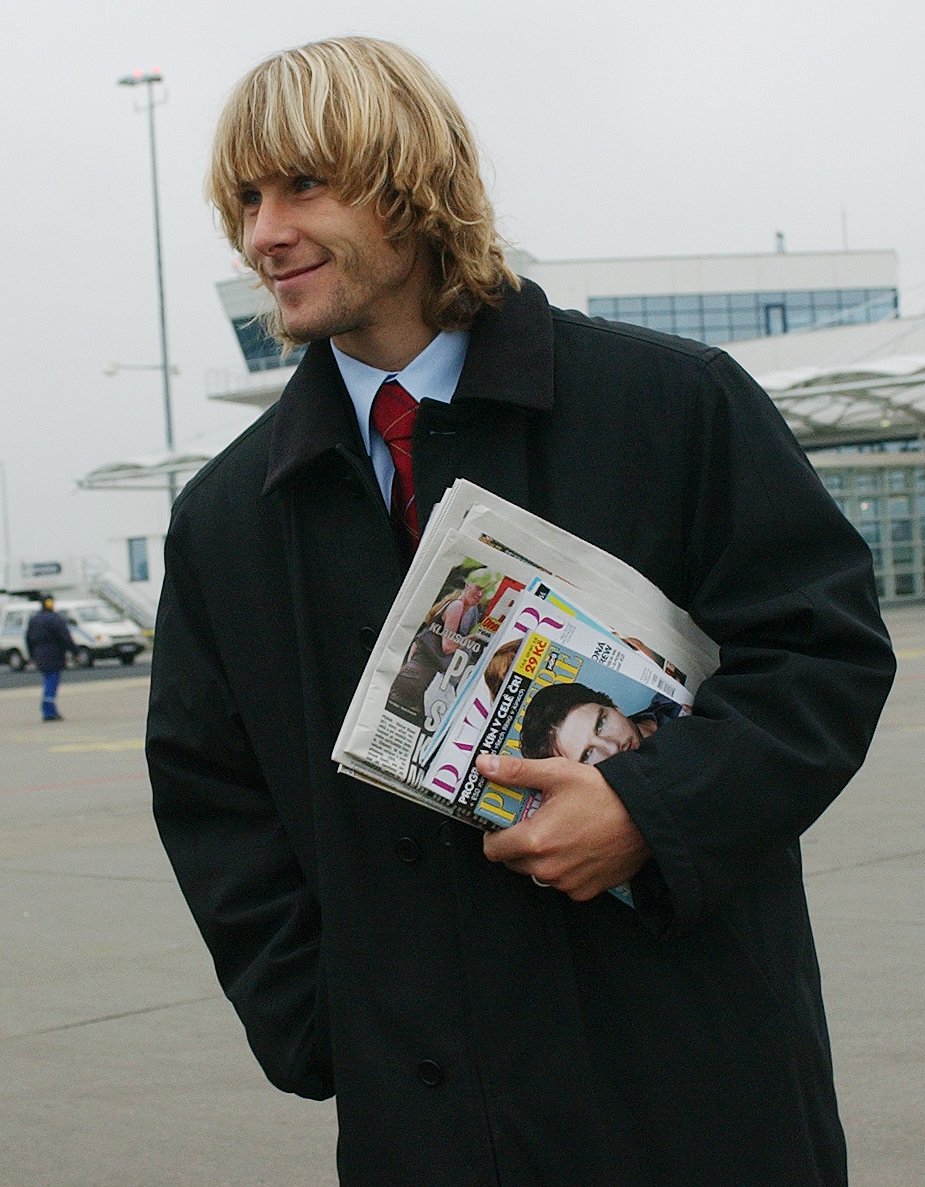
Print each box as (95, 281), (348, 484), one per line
(77, 450), (212, 492)
(759, 356), (925, 449)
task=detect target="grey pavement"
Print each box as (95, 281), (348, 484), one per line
(1, 607), (922, 1186)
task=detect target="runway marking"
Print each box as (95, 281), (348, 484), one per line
(0, 676), (150, 701)
(8, 995), (221, 1039)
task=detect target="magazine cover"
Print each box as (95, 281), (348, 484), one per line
(457, 630), (692, 829)
(423, 581), (689, 803)
(359, 555), (526, 787)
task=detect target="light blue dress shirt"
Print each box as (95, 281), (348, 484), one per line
(331, 331), (469, 506)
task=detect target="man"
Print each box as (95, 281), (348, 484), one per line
(26, 595), (75, 721)
(519, 682), (688, 764)
(146, 37), (895, 1187)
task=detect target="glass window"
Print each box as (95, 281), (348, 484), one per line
(855, 471), (880, 494)
(702, 294), (731, 312)
(128, 537), (149, 582)
(891, 520), (913, 543)
(894, 573), (915, 597)
(859, 522), (881, 545)
(588, 298), (619, 319)
(889, 494), (911, 516)
(764, 304), (787, 335)
(857, 497), (881, 520)
(674, 317), (704, 340)
(888, 470), (908, 492)
(787, 308), (815, 330)
(893, 546), (915, 565)
(643, 296), (673, 314)
(914, 470), (925, 493)
(673, 295), (701, 313)
(867, 546), (882, 566)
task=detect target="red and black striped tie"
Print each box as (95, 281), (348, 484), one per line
(371, 378), (420, 556)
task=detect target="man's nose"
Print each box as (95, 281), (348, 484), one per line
(249, 197), (299, 256)
(598, 737), (619, 759)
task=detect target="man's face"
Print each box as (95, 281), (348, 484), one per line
(239, 174), (428, 365)
(551, 701), (643, 765)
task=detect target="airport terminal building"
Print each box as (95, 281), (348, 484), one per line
(203, 247), (925, 605)
(77, 247), (925, 608)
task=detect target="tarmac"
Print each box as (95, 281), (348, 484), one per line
(1, 606), (922, 1187)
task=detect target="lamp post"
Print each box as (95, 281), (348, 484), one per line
(0, 460), (12, 587)
(117, 69), (177, 505)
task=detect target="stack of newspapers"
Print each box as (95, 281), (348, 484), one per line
(334, 481), (719, 858)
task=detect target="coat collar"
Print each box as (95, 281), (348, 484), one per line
(262, 277), (554, 494)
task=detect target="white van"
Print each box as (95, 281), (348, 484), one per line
(0, 599), (147, 670)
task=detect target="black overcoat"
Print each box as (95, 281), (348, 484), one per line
(147, 280), (895, 1187)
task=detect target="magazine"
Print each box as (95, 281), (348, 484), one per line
(332, 480), (719, 904)
(422, 580), (692, 806)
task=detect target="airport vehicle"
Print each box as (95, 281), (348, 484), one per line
(0, 599), (146, 669)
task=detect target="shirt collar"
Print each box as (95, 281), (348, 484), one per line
(331, 330), (469, 455)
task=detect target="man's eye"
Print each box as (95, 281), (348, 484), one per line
(580, 748), (592, 765)
(595, 709), (605, 735)
(293, 175), (321, 193)
(240, 188), (261, 208)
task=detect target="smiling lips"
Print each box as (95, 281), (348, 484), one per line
(270, 261), (326, 285)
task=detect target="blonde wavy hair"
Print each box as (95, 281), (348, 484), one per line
(208, 37), (519, 343)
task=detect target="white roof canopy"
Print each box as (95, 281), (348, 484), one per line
(77, 449), (212, 491)
(759, 355), (925, 448)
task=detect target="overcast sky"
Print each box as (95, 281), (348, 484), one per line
(2, 0), (923, 568)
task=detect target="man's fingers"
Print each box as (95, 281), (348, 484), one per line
(475, 751), (566, 791)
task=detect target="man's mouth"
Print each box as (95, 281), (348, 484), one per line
(270, 261), (326, 285)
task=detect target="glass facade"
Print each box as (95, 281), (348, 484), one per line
(588, 287), (898, 344)
(127, 537), (149, 583)
(818, 461), (925, 603)
(232, 316), (306, 372)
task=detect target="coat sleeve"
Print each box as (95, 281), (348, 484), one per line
(606, 348), (896, 933)
(146, 512), (334, 1099)
(55, 616), (75, 652)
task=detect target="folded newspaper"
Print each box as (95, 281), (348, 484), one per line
(333, 480), (719, 905)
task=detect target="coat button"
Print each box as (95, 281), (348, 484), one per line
(395, 836), (422, 864)
(417, 1060), (443, 1086)
(359, 626), (377, 652)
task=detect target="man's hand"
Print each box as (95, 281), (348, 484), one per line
(476, 753), (652, 901)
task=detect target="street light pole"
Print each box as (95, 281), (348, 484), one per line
(117, 69), (177, 505)
(0, 460), (12, 586)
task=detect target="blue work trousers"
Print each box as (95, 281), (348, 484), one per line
(41, 670), (62, 720)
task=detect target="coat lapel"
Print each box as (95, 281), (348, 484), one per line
(261, 277), (556, 538)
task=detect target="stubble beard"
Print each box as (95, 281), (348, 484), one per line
(275, 243), (420, 347)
